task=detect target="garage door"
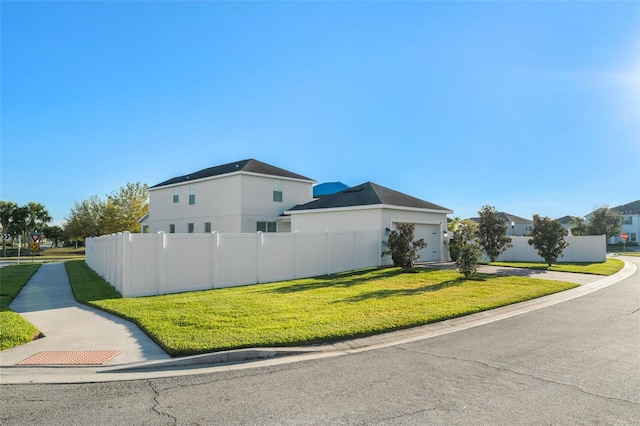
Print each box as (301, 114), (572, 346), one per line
(412, 224), (442, 262)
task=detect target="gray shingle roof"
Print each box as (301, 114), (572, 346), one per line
(613, 200), (640, 215)
(288, 182), (451, 212)
(151, 159), (314, 188)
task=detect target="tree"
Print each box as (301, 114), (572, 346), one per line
(477, 205), (512, 262)
(43, 225), (64, 248)
(382, 223), (427, 270)
(103, 182), (149, 234)
(586, 206), (622, 241)
(528, 215), (569, 266)
(64, 195), (105, 243)
(0, 201), (18, 255)
(569, 216), (586, 236)
(25, 202), (52, 233)
(455, 221), (483, 279)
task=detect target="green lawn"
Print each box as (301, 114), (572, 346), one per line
(0, 264), (41, 350)
(489, 258), (624, 276)
(66, 260), (579, 357)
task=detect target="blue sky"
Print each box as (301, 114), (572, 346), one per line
(2, 1), (639, 226)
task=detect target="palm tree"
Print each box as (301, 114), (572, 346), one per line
(25, 202), (52, 233)
(569, 216), (586, 236)
(0, 201), (18, 254)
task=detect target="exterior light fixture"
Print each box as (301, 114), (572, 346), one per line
(511, 221), (515, 236)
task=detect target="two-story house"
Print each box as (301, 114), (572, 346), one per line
(613, 200), (639, 244)
(140, 159), (315, 234)
(468, 212), (533, 236)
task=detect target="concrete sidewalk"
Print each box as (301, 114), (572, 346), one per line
(0, 263), (170, 368)
(0, 258), (636, 384)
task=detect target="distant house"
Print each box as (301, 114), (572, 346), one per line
(140, 159), (316, 234)
(556, 215), (577, 234)
(612, 200), (639, 244)
(287, 182), (453, 262)
(469, 212), (533, 236)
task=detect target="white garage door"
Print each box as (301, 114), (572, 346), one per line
(412, 224), (442, 262)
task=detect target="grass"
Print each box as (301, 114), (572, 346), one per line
(65, 260), (122, 303)
(1, 246), (85, 262)
(489, 258), (624, 276)
(0, 264), (41, 350)
(66, 260), (579, 357)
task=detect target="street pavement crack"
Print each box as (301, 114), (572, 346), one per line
(394, 346), (640, 407)
(147, 380), (177, 425)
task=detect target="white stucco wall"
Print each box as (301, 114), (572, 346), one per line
(143, 172), (313, 234)
(289, 205), (450, 262)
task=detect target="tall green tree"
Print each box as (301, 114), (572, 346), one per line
(64, 195), (106, 243)
(455, 221), (483, 279)
(528, 215), (569, 266)
(382, 223), (426, 270)
(43, 225), (64, 248)
(477, 205), (512, 262)
(25, 202), (52, 233)
(103, 182), (149, 234)
(586, 206), (622, 241)
(0, 201), (18, 234)
(569, 216), (586, 236)
(63, 182), (149, 243)
(0, 201), (18, 254)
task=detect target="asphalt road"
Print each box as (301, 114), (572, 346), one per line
(1, 256), (638, 425)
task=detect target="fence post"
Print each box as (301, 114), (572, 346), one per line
(210, 231), (218, 289)
(158, 232), (165, 295)
(294, 231), (299, 279)
(257, 231), (263, 284)
(325, 229), (331, 275)
(121, 231), (130, 297)
(353, 228), (358, 270)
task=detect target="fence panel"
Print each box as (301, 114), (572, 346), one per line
(84, 229), (604, 298)
(296, 232), (330, 277)
(215, 233), (259, 288)
(259, 233), (296, 283)
(126, 233), (161, 297)
(495, 235), (606, 263)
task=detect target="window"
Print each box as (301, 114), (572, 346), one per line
(188, 223), (194, 233)
(169, 224), (175, 234)
(204, 222), (212, 233)
(273, 180), (283, 202)
(142, 226), (149, 234)
(257, 221), (277, 232)
(173, 188), (179, 203)
(631, 233), (637, 242)
(189, 185), (196, 205)
(623, 216), (633, 225)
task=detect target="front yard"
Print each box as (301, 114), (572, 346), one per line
(65, 261), (586, 357)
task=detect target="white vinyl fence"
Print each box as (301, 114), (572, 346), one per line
(86, 229), (384, 297)
(492, 235), (607, 263)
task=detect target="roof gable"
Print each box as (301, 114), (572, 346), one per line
(151, 159), (314, 189)
(289, 182), (451, 212)
(613, 200), (640, 215)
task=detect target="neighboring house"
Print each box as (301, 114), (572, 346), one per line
(556, 215), (577, 234)
(313, 182), (349, 197)
(286, 182), (453, 262)
(612, 200), (640, 244)
(469, 212), (533, 236)
(140, 159), (316, 234)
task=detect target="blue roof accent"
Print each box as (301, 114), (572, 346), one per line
(313, 182), (349, 197)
